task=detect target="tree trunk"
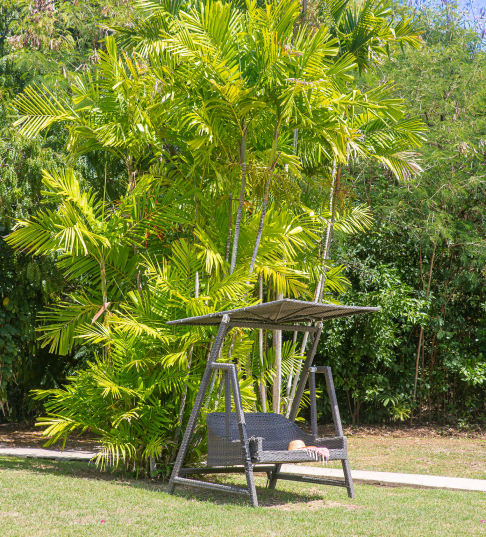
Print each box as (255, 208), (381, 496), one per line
(318, 162), (340, 302)
(127, 155), (137, 192)
(99, 254), (110, 363)
(249, 121), (280, 274)
(286, 330), (298, 399)
(249, 175), (271, 275)
(225, 193), (233, 263)
(213, 332), (237, 410)
(258, 272), (267, 412)
(174, 277), (196, 430)
(100, 255), (108, 307)
(286, 288), (320, 417)
(230, 130), (247, 275)
(411, 241), (436, 424)
(272, 291), (283, 413)
(172, 344), (194, 449)
(412, 325), (424, 419)
(285, 162), (339, 416)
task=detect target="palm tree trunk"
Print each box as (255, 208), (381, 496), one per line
(258, 272), (267, 412)
(172, 344), (194, 448)
(225, 193), (233, 263)
(286, 283), (320, 417)
(172, 272), (201, 447)
(272, 290), (283, 413)
(249, 120), (280, 274)
(230, 129), (247, 275)
(100, 256), (108, 307)
(99, 254), (111, 363)
(286, 330), (298, 399)
(248, 177), (271, 274)
(285, 162), (339, 416)
(213, 332), (237, 409)
(318, 162), (340, 302)
(127, 155), (137, 192)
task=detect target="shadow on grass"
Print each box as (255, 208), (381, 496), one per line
(0, 456), (343, 508)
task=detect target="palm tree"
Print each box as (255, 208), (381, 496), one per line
(7, 166), (259, 470)
(6, 168), (192, 353)
(8, 0), (428, 423)
(12, 37), (162, 188)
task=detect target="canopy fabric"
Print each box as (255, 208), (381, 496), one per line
(167, 298), (379, 327)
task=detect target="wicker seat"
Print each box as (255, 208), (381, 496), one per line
(207, 412), (348, 466)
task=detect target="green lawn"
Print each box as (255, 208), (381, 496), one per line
(316, 435), (486, 479)
(1, 456), (485, 536)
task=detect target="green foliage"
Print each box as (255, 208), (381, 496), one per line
(32, 347), (185, 475)
(332, 2), (486, 425)
(316, 244), (429, 424)
(0, 234), (70, 416)
(5, 0), (483, 475)
(0, 0), (133, 421)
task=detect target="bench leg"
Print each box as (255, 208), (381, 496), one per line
(324, 366), (356, 498)
(268, 463), (281, 490)
(342, 458), (355, 499)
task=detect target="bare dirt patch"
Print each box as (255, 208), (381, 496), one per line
(272, 499), (364, 511)
(2, 422), (485, 480)
(2, 422), (483, 452)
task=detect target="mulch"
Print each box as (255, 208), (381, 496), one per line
(0, 423), (101, 451)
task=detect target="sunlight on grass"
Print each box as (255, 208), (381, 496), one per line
(311, 436), (486, 480)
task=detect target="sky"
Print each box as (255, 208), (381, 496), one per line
(463, 0), (486, 7)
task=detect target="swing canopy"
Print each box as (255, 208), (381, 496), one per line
(167, 299), (380, 507)
(167, 298), (379, 328)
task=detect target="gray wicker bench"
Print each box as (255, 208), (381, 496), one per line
(207, 413), (348, 465)
(166, 300), (379, 507)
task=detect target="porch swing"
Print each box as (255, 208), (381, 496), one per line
(166, 299), (379, 507)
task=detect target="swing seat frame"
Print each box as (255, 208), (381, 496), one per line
(166, 299), (379, 507)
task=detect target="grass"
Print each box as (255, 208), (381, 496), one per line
(1, 456), (485, 536)
(315, 435), (486, 479)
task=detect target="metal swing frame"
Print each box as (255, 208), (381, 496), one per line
(166, 299), (379, 507)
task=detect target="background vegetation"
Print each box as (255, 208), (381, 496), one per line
(0, 0), (484, 473)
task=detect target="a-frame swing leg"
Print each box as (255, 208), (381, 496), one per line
(223, 363), (258, 507)
(167, 315), (230, 495)
(167, 315), (258, 506)
(210, 362), (258, 506)
(323, 366), (355, 499)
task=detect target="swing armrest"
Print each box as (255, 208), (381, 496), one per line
(248, 436), (264, 458)
(315, 436), (346, 449)
(315, 435), (347, 460)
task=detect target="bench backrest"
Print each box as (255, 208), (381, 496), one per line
(207, 412), (312, 451)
